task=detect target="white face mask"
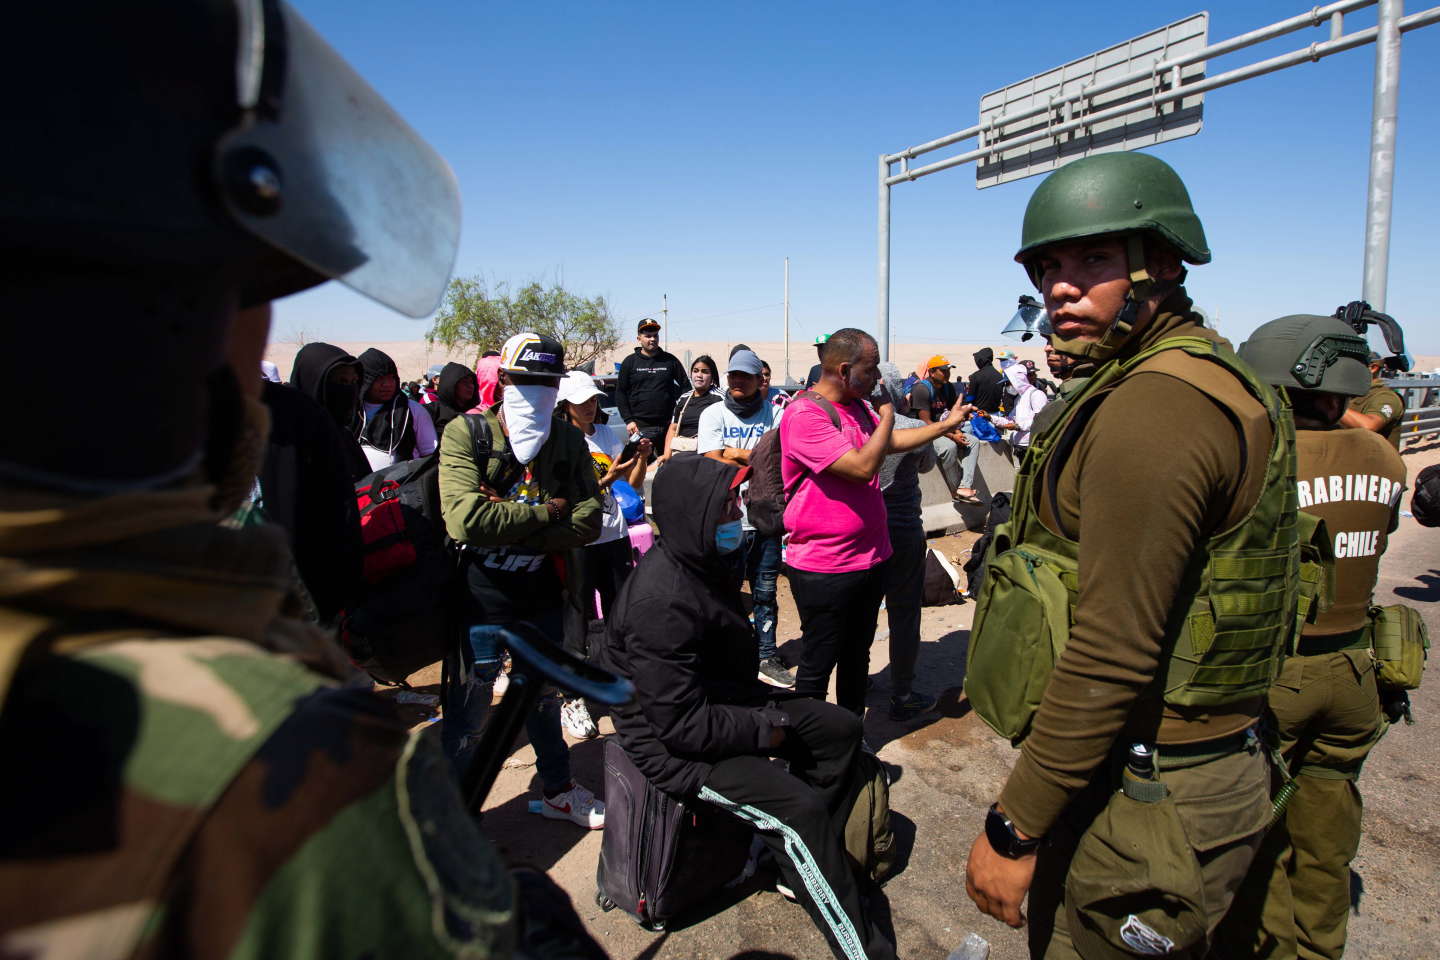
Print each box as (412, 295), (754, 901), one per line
(502, 383), (558, 463)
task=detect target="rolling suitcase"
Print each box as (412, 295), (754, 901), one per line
(595, 737), (753, 931)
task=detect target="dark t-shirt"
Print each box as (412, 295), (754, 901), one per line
(909, 379), (957, 422)
(671, 391), (722, 437)
(967, 366), (1005, 413)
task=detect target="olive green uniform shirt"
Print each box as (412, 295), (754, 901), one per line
(1295, 426), (1405, 635)
(1348, 379), (1405, 451)
(1000, 305), (1273, 838)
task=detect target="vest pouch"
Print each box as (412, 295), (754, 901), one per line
(965, 528), (1073, 745)
(1369, 604), (1429, 691)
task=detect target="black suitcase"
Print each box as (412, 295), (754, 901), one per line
(595, 737), (753, 931)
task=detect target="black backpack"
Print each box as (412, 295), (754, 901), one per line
(962, 491), (1012, 598)
(341, 414), (512, 684)
(744, 390), (841, 537)
(1413, 464), (1440, 527)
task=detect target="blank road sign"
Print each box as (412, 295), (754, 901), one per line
(976, 13), (1209, 189)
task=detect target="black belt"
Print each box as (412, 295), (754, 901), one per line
(1296, 626), (1369, 656)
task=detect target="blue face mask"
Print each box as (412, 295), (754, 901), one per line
(714, 519), (744, 554)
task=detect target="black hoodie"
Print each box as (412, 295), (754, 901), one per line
(287, 342), (370, 480)
(616, 347), (687, 427)
(967, 347), (1004, 413)
(603, 456), (788, 797)
(356, 348), (418, 460)
(428, 361), (477, 434)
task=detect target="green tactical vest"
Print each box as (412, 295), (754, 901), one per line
(965, 336), (1326, 745)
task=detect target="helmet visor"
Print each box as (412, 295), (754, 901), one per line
(1002, 301), (1052, 341)
(216, 3), (461, 318)
(1291, 333), (1371, 390)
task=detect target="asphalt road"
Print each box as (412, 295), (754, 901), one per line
(422, 437), (1439, 960)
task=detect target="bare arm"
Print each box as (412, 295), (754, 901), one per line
(1340, 408), (1387, 432)
(890, 396), (974, 452)
(658, 421), (679, 461)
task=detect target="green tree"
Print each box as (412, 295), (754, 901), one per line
(426, 276), (620, 369)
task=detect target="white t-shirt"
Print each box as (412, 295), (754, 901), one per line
(360, 398), (438, 471)
(697, 400), (776, 531)
(584, 422), (629, 545)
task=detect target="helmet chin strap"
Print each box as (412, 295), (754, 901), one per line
(1050, 234), (1154, 362)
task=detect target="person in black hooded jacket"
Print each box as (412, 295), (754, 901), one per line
(954, 346), (1004, 500)
(604, 455), (897, 960)
(288, 341), (371, 481)
(427, 361), (479, 434)
(356, 347), (437, 470)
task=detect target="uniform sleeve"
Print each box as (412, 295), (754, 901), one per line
(439, 416), (550, 545)
(623, 596), (770, 758)
(410, 400), (438, 456)
(1361, 388), (1404, 429)
(999, 374), (1245, 838)
(696, 404), (726, 453)
(167, 689), (516, 958)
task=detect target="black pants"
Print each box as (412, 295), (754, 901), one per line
(699, 699), (896, 960)
(561, 537), (633, 664)
(880, 524), (925, 698)
(788, 564), (887, 714)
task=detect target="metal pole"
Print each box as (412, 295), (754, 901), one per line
(877, 155), (891, 362)
(783, 257), (791, 383)
(662, 293), (669, 352)
(1363, 0), (1402, 310)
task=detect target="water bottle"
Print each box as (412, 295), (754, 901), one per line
(947, 933), (990, 960)
(1126, 743), (1154, 779)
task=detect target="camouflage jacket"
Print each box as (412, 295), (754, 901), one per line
(0, 486), (514, 959)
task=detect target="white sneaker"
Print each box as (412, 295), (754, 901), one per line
(541, 782), (605, 829)
(561, 698), (598, 739)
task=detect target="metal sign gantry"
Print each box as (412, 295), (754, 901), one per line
(875, 0), (1440, 361)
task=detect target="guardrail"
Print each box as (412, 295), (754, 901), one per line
(1384, 376), (1440, 445)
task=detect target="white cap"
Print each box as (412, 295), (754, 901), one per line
(557, 370), (605, 406)
(260, 360), (282, 383)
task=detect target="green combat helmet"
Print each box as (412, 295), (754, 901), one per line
(1238, 314), (1373, 398)
(1014, 152), (1209, 362)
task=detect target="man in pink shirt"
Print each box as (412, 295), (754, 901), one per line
(780, 327), (896, 714)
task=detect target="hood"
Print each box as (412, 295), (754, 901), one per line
(973, 347), (994, 370)
(1006, 363), (1033, 394)
(653, 455), (744, 576)
(289, 342), (360, 403)
(474, 355), (503, 410)
(436, 361), (477, 411)
(877, 362), (911, 415)
(357, 348), (399, 401)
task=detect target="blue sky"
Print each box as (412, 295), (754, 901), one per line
(281, 1), (1440, 356)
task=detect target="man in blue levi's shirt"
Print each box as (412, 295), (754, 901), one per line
(697, 349), (793, 688)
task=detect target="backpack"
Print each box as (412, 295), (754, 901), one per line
(1413, 463), (1440, 527)
(341, 414), (505, 684)
(743, 390), (840, 538)
(900, 372), (922, 405)
(962, 492), (1011, 598)
(843, 750), (897, 884)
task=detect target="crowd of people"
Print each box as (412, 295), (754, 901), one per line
(3, 5), (1427, 960)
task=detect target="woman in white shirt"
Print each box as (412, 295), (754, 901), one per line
(555, 370), (650, 738)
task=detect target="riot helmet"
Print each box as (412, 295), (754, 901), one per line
(1237, 315), (1372, 398)
(3, 0), (460, 493)
(1001, 295), (1051, 342)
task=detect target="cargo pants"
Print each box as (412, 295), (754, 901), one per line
(1028, 743), (1272, 959)
(1212, 646), (1383, 960)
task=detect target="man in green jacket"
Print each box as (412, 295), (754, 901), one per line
(439, 332), (607, 828)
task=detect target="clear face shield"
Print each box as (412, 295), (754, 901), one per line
(215, 0), (461, 317)
(1001, 295), (1051, 342)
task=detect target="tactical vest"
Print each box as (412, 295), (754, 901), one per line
(965, 336), (1325, 745)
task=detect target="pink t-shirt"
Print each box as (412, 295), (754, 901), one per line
(780, 396), (892, 573)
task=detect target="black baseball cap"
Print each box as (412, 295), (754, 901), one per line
(637, 318), (661, 333)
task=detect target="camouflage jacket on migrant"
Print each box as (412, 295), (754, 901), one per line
(0, 486), (514, 959)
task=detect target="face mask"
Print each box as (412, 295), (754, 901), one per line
(324, 382), (359, 429)
(503, 383), (558, 463)
(714, 518), (744, 555)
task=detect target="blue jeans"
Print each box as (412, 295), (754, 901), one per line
(732, 529), (781, 661)
(441, 610), (572, 797)
(959, 420), (981, 488)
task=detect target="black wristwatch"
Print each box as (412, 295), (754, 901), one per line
(985, 803), (1041, 858)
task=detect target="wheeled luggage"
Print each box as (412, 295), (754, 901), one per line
(595, 738), (752, 931)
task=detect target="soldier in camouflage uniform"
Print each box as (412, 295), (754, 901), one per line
(0, 3), (602, 957)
